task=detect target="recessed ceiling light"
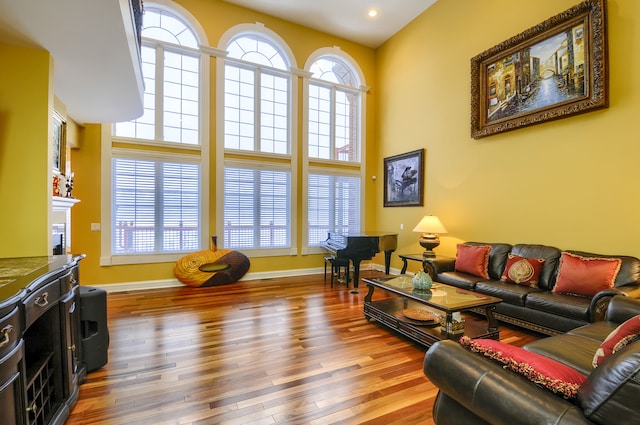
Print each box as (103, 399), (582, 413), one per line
(368, 9), (378, 18)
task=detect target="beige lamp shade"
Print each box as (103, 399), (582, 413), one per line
(412, 216), (447, 234)
(413, 216), (447, 258)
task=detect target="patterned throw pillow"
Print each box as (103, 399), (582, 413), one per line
(455, 244), (491, 279)
(592, 315), (640, 367)
(500, 254), (545, 287)
(552, 252), (621, 297)
(460, 336), (586, 399)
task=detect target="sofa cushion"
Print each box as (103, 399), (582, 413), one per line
(524, 333), (601, 376)
(475, 280), (540, 307)
(592, 315), (640, 368)
(436, 271), (484, 290)
(511, 244), (561, 290)
(525, 290), (592, 322)
(460, 337), (586, 399)
(567, 321), (619, 343)
(578, 341), (640, 425)
(553, 252), (621, 297)
(500, 254), (545, 287)
(455, 244), (490, 278)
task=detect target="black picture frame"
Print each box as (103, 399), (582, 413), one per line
(470, 0), (608, 139)
(383, 149), (424, 207)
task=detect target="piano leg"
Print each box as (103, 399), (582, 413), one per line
(384, 250), (393, 275)
(350, 260), (362, 294)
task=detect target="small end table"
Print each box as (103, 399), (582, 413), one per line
(398, 253), (454, 279)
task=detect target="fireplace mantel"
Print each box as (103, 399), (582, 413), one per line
(52, 196), (80, 212)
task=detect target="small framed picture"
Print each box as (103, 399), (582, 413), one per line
(52, 111), (66, 174)
(383, 149), (424, 207)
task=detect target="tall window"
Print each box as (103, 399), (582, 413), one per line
(110, 6), (203, 260)
(306, 53), (363, 247)
(222, 31), (294, 253)
(308, 56), (360, 162)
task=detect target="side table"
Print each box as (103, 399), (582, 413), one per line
(398, 253), (455, 279)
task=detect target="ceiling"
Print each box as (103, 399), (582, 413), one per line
(224, 0), (437, 48)
(0, 0), (144, 124)
(0, 0), (435, 124)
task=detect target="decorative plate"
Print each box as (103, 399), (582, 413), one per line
(397, 308), (440, 325)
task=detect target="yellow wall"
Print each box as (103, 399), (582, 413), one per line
(376, 0), (640, 273)
(0, 44), (52, 257)
(71, 0), (379, 284)
(9, 0), (639, 284)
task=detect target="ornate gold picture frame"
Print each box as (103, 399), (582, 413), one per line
(470, 0), (608, 139)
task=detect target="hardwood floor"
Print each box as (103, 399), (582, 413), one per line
(67, 270), (540, 425)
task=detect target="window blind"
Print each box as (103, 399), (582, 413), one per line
(224, 166), (291, 249)
(308, 173), (361, 246)
(112, 158), (200, 254)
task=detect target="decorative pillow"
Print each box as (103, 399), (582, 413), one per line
(552, 252), (621, 297)
(455, 244), (491, 279)
(592, 315), (640, 368)
(500, 254), (545, 287)
(460, 336), (586, 399)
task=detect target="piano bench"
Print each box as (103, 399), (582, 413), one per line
(324, 256), (350, 288)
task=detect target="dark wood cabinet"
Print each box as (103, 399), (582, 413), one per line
(0, 255), (85, 425)
(0, 340), (26, 425)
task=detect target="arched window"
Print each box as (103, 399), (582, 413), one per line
(114, 8), (200, 144)
(224, 33), (290, 154)
(107, 4), (205, 263)
(305, 51), (365, 248)
(308, 55), (361, 161)
(220, 26), (296, 255)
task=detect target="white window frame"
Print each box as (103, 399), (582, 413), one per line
(216, 23), (299, 257)
(306, 166), (362, 249)
(101, 1), (210, 266)
(302, 47), (369, 255)
(223, 158), (295, 256)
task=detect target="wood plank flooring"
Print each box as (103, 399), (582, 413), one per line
(67, 270), (541, 425)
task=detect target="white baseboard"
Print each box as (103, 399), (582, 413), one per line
(87, 263), (398, 293)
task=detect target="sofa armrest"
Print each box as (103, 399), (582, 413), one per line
(423, 340), (593, 425)
(590, 286), (640, 322)
(602, 295), (640, 323)
(423, 256), (455, 277)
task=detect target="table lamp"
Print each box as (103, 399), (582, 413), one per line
(412, 215), (447, 258)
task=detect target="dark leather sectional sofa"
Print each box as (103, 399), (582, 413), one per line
(423, 295), (640, 425)
(425, 242), (640, 334)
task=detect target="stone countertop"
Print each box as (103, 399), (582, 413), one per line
(0, 255), (80, 312)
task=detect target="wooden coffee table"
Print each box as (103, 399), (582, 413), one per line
(362, 275), (502, 348)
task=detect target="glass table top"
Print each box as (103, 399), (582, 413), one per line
(365, 275), (502, 311)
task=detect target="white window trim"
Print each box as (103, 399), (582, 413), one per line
(216, 23), (299, 256)
(303, 165), (362, 255)
(101, 1), (210, 266)
(222, 158), (295, 257)
(301, 47), (369, 254)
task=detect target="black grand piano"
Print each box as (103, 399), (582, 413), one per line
(321, 232), (398, 293)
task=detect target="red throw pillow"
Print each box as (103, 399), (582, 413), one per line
(455, 244), (490, 278)
(592, 315), (640, 367)
(500, 254), (545, 288)
(552, 252), (621, 297)
(460, 336), (586, 399)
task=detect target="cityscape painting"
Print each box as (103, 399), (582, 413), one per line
(470, 0), (608, 139)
